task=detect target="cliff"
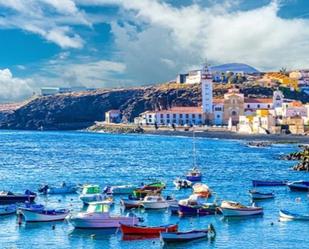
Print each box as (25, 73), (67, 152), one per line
(0, 83), (304, 130)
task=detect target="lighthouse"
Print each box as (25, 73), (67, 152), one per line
(201, 63), (213, 124)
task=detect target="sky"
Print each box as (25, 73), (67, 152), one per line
(0, 0), (309, 102)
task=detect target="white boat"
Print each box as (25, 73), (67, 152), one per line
(0, 204), (16, 215)
(19, 208), (70, 222)
(79, 184), (108, 204)
(173, 178), (192, 189)
(249, 190), (274, 200)
(68, 202), (138, 229)
(141, 195), (169, 209)
(279, 210), (309, 221)
(109, 185), (137, 195)
(192, 183), (212, 198)
(38, 182), (78, 195)
(219, 201), (263, 217)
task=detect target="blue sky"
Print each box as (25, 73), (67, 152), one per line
(0, 0), (309, 102)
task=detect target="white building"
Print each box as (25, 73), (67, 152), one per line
(136, 107), (203, 126)
(185, 70), (202, 84)
(105, 110), (121, 123)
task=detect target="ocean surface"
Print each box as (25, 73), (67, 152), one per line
(0, 130), (308, 249)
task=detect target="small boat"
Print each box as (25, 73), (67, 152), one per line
(17, 202), (45, 213)
(192, 183), (212, 198)
(279, 210), (309, 221)
(120, 196), (142, 209)
(249, 190), (274, 200)
(141, 195), (169, 209)
(219, 201), (263, 217)
(178, 195), (219, 216)
(120, 223), (178, 235)
(69, 201), (139, 229)
(0, 204), (17, 215)
(19, 208), (70, 222)
(140, 182), (166, 191)
(133, 189), (162, 199)
(160, 224), (216, 243)
(186, 168), (202, 182)
(246, 141), (271, 148)
(173, 178), (192, 189)
(38, 182), (78, 195)
(286, 181), (309, 191)
(252, 180), (287, 187)
(0, 190), (36, 204)
(79, 184), (109, 204)
(108, 185), (137, 195)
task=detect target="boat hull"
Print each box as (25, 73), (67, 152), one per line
(20, 209), (69, 222)
(279, 210), (309, 221)
(0, 205), (16, 215)
(287, 182), (309, 192)
(220, 207), (263, 217)
(120, 224), (178, 235)
(186, 175), (202, 182)
(69, 213), (138, 229)
(178, 204), (218, 216)
(249, 191), (274, 200)
(161, 230), (208, 243)
(120, 199), (142, 209)
(142, 201), (169, 209)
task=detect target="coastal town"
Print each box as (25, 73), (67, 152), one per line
(103, 63), (309, 136)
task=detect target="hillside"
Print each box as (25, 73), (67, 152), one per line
(0, 83), (305, 130)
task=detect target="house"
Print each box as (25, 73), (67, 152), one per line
(105, 110), (121, 123)
(136, 107), (203, 126)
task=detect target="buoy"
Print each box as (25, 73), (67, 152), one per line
(52, 225), (55, 230)
(271, 222), (274, 226)
(58, 199), (61, 202)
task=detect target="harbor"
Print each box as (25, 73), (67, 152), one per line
(0, 130), (308, 249)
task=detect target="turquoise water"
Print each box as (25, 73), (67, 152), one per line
(0, 131), (308, 249)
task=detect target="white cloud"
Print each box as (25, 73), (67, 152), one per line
(0, 0), (89, 48)
(79, 0), (309, 77)
(0, 69), (33, 102)
(34, 59), (127, 88)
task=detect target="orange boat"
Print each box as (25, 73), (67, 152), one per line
(120, 223), (178, 235)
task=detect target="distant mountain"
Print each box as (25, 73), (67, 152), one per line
(211, 63), (260, 73)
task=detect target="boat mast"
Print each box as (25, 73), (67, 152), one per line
(192, 128), (197, 168)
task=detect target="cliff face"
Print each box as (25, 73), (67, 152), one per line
(0, 84), (202, 130)
(0, 83), (302, 130)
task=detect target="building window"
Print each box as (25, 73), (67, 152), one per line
(185, 114), (189, 118)
(231, 111), (237, 116)
(217, 115), (220, 118)
(173, 114), (176, 118)
(267, 104), (270, 108)
(257, 104), (260, 108)
(149, 114), (152, 118)
(167, 119), (170, 124)
(247, 104), (250, 108)
(180, 114), (183, 118)
(167, 114), (170, 118)
(192, 114), (195, 118)
(198, 114), (202, 119)
(215, 107), (222, 111)
(160, 114), (163, 118)
(149, 119), (152, 123)
(173, 119), (176, 123)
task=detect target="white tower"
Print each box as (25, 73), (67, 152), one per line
(273, 89), (284, 108)
(201, 63), (213, 115)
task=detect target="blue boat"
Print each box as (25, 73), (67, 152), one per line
(186, 168), (202, 182)
(249, 190), (274, 200)
(287, 181), (309, 191)
(178, 203), (219, 216)
(252, 180), (287, 187)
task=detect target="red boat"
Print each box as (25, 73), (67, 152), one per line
(120, 223), (178, 235)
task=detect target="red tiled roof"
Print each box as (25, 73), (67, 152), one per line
(158, 106), (202, 114)
(245, 98), (272, 103)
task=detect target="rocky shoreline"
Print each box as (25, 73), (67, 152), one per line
(281, 145), (309, 171)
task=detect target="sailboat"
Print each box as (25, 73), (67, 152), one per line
(186, 129), (202, 182)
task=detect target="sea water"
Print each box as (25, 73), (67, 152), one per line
(0, 131), (308, 249)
